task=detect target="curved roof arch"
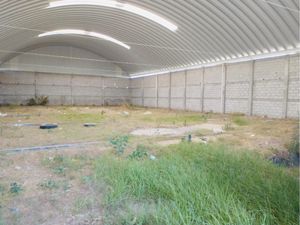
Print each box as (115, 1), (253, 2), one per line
(0, 0), (299, 76)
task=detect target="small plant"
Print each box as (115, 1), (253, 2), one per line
(128, 145), (149, 160)
(9, 182), (22, 194)
(39, 179), (59, 190)
(53, 166), (66, 175)
(109, 135), (129, 155)
(223, 123), (234, 131)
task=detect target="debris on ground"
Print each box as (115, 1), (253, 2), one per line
(84, 123), (97, 127)
(269, 151), (300, 167)
(143, 111), (152, 115)
(213, 128), (224, 135)
(40, 124), (58, 129)
(149, 155), (156, 160)
(0, 112), (7, 117)
(121, 111), (130, 116)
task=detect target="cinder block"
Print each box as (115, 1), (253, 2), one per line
(0, 71), (16, 84)
(171, 87), (185, 98)
(186, 98), (201, 111)
(252, 100), (283, 118)
(158, 73), (170, 87)
(131, 88), (143, 97)
(72, 75), (102, 87)
(186, 86), (201, 98)
(104, 88), (129, 97)
(144, 98), (157, 107)
(104, 77), (129, 88)
(289, 55), (299, 79)
(204, 66), (222, 83)
(158, 87), (169, 98)
(143, 76), (156, 88)
(253, 80), (285, 99)
(186, 69), (202, 85)
(37, 85), (71, 96)
(36, 73), (71, 85)
(15, 84), (35, 96)
(171, 71), (185, 87)
(226, 83), (249, 99)
(131, 97), (143, 106)
(204, 84), (221, 98)
(170, 98), (184, 110)
(204, 99), (221, 113)
(144, 88), (157, 98)
(48, 96), (72, 105)
(73, 96), (102, 106)
(130, 78), (143, 88)
(287, 101), (299, 118)
(0, 84), (17, 95)
(288, 80), (299, 100)
(72, 86), (102, 96)
(226, 62), (252, 82)
(225, 100), (248, 114)
(158, 98), (169, 108)
(254, 57), (286, 80)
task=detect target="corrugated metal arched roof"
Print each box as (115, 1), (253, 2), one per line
(0, 0), (299, 76)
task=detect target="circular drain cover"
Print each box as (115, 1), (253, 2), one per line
(84, 123), (97, 127)
(40, 124), (58, 129)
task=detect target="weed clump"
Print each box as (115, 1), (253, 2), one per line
(39, 179), (59, 190)
(9, 183), (22, 195)
(27, 96), (49, 106)
(109, 135), (129, 155)
(128, 145), (149, 160)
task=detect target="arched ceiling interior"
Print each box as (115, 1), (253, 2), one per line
(0, 0), (299, 77)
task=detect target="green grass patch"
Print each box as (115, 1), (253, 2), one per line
(94, 143), (299, 225)
(232, 116), (249, 126)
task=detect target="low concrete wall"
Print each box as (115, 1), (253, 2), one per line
(130, 54), (299, 119)
(0, 71), (130, 106)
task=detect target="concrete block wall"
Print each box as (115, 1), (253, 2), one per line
(130, 54), (299, 119)
(0, 54), (298, 119)
(0, 71), (130, 106)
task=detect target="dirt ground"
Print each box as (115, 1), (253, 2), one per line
(0, 106), (297, 225)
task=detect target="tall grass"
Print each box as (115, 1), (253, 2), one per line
(94, 143), (299, 225)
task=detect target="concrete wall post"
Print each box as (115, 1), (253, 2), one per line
(184, 70), (187, 111)
(102, 77), (105, 106)
(156, 75), (159, 108)
(283, 56), (290, 118)
(200, 68), (205, 112)
(142, 77), (145, 107)
(168, 72), (172, 110)
(34, 72), (37, 98)
(221, 64), (227, 113)
(248, 60), (255, 116)
(70, 74), (74, 105)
